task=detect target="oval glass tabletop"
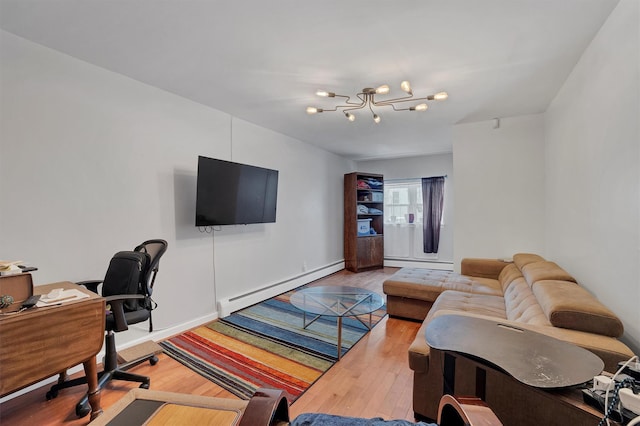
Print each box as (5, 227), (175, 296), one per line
(425, 314), (605, 388)
(289, 285), (384, 317)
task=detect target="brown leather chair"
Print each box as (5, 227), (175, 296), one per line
(438, 395), (503, 426)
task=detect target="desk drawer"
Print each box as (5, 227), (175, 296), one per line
(0, 274), (33, 312)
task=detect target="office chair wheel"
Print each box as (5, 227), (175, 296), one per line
(150, 355), (159, 366)
(140, 383), (150, 389)
(76, 401), (91, 418)
(45, 389), (58, 400)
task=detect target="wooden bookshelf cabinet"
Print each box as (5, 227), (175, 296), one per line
(344, 172), (384, 272)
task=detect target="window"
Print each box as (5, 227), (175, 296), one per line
(384, 178), (446, 260)
(385, 179), (446, 225)
(384, 180), (423, 224)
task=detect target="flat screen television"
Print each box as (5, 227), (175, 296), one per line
(195, 156), (278, 226)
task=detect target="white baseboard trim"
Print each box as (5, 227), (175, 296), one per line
(217, 260), (345, 317)
(384, 259), (454, 270)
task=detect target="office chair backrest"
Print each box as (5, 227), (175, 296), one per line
(134, 239), (168, 297)
(102, 250), (151, 311)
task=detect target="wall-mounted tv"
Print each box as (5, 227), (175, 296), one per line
(195, 156), (278, 226)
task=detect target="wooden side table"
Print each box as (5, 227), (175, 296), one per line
(0, 281), (105, 419)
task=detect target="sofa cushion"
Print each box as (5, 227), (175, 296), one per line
(426, 291), (507, 322)
(521, 261), (577, 286)
(460, 258), (509, 279)
(512, 253), (545, 270)
(498, 263), (524, 293)
(503, 277), (551, 326)
(532, 280), (623, 337)
(383, 268), (502, 304)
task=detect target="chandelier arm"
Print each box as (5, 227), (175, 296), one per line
(372, 93), (414, 104)
(374, 102), (409, 111)
(382, 103), (411, 111)
(330, 93), (366, 111)
(318, 103), (364, 112)
(342, 103), (367, 112)
(333, 94), (362, 105)
(375, 95), (432, 106)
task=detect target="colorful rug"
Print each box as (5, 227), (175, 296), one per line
(159, 288), (386, 402)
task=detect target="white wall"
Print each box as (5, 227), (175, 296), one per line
(452, 114), (546, 270)
(212, 119), (350, 307)
(544, 0), (639, 352)
(357, 153), (454, 264)
(0, 31), (351, 344)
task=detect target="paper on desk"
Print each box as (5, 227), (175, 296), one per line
(36, 288), (89, 307)
(0, 261), (24, 276)
(0, 260), (23, 269)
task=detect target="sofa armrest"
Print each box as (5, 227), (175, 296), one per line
(460, 258), (510, 279)
(408, 319), (432, 373)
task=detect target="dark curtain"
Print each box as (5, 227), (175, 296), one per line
(422, 176), (445, 253)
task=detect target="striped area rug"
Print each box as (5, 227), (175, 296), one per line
(160, 289), (386, 402)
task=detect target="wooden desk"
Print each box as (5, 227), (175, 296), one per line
(0, 281), (105, 419)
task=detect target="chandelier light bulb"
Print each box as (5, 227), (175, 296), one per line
(400, 81), (412, 94)
(373, 114), (381, 124)
(316, 90), (335, 98)
(414, 103), (428, 111)
(375, 84), (390, 95)
(433, 92), (448, 101)
(345, 112), (356, 122)
(306, 107), (322, 114)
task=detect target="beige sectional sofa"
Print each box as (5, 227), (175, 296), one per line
(382, 253), (635, 420)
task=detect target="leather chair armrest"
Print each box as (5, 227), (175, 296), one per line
(104, 294), (145, 332)
(438, 394), (503, 425)
(239, 388), (290, 426)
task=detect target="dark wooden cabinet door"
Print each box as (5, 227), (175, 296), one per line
(356, 236), (384, 270)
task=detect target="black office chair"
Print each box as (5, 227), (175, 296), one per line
(46, 239), (168, 417)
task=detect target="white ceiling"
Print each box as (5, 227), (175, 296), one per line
(0, 0), (619, 160)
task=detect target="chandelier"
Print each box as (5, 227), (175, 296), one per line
(306, 81), (448, 123)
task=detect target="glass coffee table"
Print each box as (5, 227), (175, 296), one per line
(289, 285), (384, 360)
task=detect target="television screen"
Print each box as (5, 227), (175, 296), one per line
(195, 156), (278, 226)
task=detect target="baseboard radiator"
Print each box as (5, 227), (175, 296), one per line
(217, 260), (345, 317)
(384, 258), (454, 270)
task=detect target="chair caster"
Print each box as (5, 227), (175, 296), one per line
(149, 355), (159, 366)
(45, 389), (58, 400)
(76, 401), (91, 418)
(140, 382), (150, 389)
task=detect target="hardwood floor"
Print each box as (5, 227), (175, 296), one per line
(0, 267), (422, 425)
